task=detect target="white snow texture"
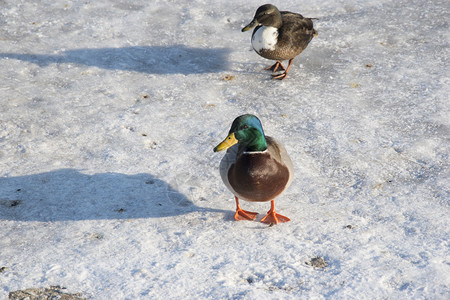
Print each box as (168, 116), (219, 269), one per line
(0, 0), (448, 299)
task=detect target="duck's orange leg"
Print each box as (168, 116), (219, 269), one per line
(272, 58), (294, 80)
(234, 196), (258, 221)
(260, 200), (290, 224)
(265, 60), (285, 72)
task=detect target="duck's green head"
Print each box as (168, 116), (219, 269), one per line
(214, 114), (267, 152)
(242, 4), (282, 32)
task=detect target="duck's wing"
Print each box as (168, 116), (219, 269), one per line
(266, 136), (294, 189)
(279, 12), (316, 51)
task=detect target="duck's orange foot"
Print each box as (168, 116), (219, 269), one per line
(234, 209), (258, 221)
(272, 72), (288, 80)
(260, 212), (290, 224)
(265, 61), (285, 72)
(272, 58), (294, 80)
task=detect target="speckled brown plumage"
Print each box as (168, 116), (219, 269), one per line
(254, 12), (316, 61)
(242, 4), (317, 79)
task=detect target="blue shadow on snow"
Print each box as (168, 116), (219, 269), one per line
(0, 169), (226, 222)
(0, 45), (230, 74)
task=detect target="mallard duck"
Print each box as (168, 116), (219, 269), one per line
(213, 114), (294, 224)
(242, 4), (317, 80)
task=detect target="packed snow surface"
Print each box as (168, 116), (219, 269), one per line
(0, 0), (448, 299)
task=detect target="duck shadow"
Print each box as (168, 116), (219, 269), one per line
(0, 45), (230, 74)
(0, 169), (224, 222)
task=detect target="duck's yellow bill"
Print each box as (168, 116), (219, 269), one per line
(242, 20), (257, 32)
(213, 133), (238, 152)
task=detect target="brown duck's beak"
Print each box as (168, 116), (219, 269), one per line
(242, 19), (257, 32)
(213, 133), (238, 152)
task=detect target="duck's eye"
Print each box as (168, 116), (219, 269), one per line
(242, 125), (248, 130)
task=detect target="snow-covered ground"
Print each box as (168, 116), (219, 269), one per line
(1, 0), (448, 298)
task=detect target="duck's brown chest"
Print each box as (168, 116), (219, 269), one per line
(228, 152), (289, 202)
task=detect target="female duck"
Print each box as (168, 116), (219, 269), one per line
(242, 4), (317, 80)
(213, 114), (294, 224)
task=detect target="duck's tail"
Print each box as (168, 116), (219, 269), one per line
(308, 18), (319, 37)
